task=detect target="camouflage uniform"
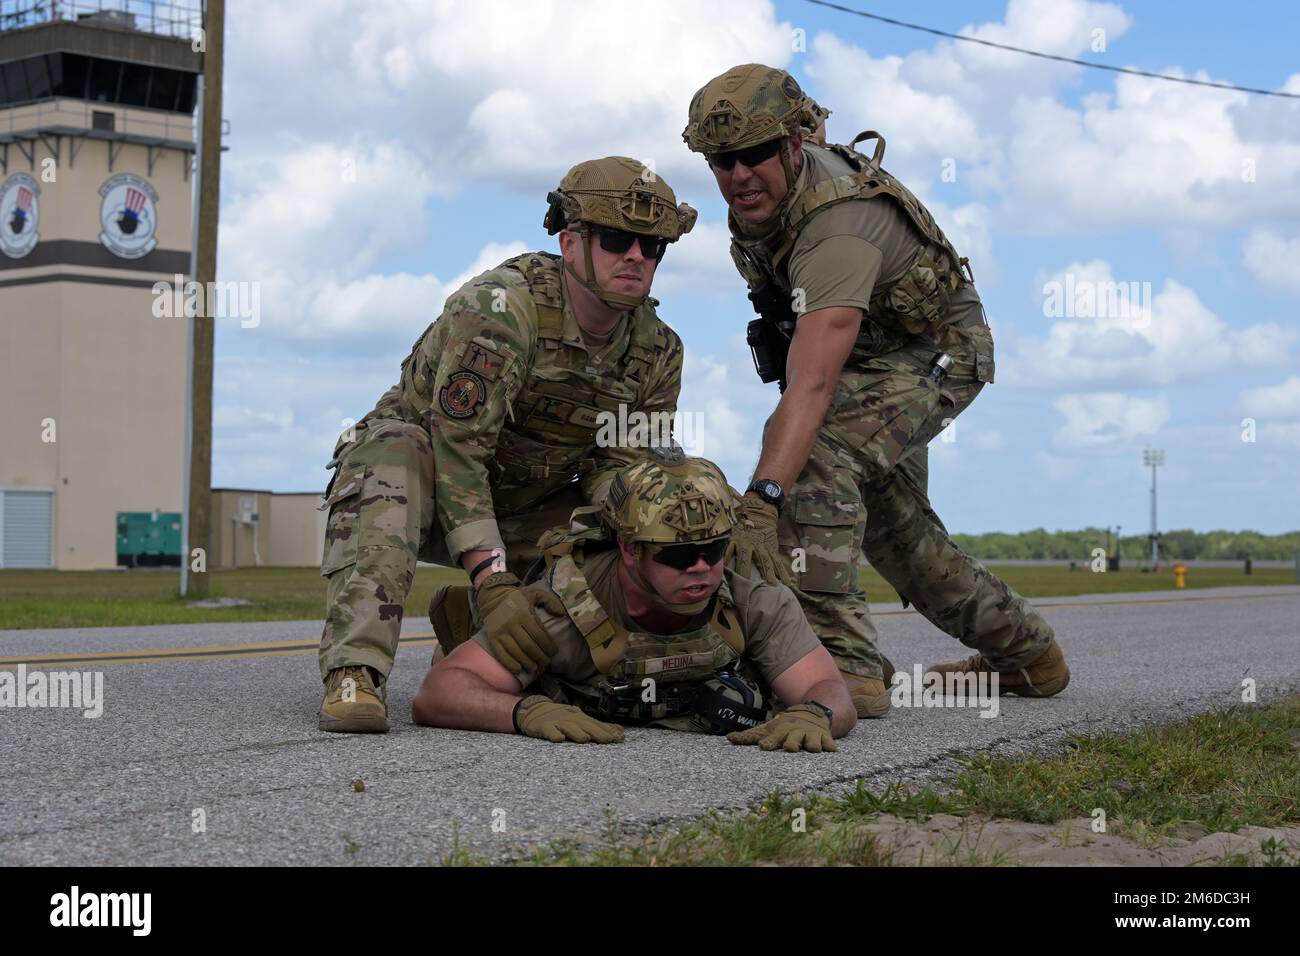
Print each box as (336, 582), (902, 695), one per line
(683, 64), (1055, 681)
(461, 454), (823, 733)
(317, 250), (685, 681)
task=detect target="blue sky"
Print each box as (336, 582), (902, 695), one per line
(211, 0), (1300, 536)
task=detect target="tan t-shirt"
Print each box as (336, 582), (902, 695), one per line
(783, 144), (988, 351)
(471, 549), (822, 694)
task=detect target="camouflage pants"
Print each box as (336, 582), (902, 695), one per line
(317, 418), (585, 681)
(778, 333), (1055, 679)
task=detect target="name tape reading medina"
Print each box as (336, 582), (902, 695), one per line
(50, 887), (151, 936)
(0, 665), (104, 718)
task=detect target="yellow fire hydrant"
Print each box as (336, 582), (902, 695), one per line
(1174, 561), (1187, 589)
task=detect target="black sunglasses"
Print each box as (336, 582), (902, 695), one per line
(589, 225), (669, 261)
(650, 537), (730, 571)
(706, 138), (783, 172)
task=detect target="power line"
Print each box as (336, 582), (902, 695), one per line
(799, 0), (1300, 100)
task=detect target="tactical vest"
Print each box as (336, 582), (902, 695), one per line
(487, 253), (671, 512)
(730, 132), (972, 354)
(530, 512), (746, 699)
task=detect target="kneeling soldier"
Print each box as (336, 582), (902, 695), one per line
(317, 157), (695, 733)
(413, 449), (856, 752)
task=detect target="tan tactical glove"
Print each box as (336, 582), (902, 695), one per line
(727, 704), (837, 753)
(728, 497), (794, 587)
(512, 695), (625, 744)
(474, 573), (564, 675)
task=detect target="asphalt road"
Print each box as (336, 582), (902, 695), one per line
(2, 586), (1296, 866)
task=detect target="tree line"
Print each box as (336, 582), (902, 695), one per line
(950, 528), (1300, 561)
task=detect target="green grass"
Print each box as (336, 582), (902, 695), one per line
(947, 699), (1300, 842)
(502, 698), (1300, 866)
(0, 562), (1292, 630)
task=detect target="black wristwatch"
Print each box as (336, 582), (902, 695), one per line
(802, 698), (833, 724)
(746, 478), (785, 513)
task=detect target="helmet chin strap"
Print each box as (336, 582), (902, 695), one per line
(630, 544), (714, 617)
(565, 225), (647, 311)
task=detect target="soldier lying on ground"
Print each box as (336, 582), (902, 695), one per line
(413, 450), (856, 752)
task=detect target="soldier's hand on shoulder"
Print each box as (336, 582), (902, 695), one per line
(726, 704), (836, 753)
(729, 497), (795, 588)
(474, 573), (560, 675)
(512, 696), (625, 744)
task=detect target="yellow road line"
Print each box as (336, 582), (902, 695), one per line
(1, 589), (1293, 669)
(0, 636), (437, 667)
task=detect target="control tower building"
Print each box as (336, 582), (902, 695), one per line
(0, 1), (201, 569)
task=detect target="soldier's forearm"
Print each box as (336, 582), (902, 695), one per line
(804, 677), (857, 738)
(461, 549), (504, 587)
(414, 663), (521, 734)
(751, 384), (831, 489)
(444, 517), (507, 569)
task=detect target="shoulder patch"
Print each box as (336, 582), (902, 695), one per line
(439, 370), (487, 419)
(460, 338), (505, 382)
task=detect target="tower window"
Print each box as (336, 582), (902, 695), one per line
(87, 57), (122, 103)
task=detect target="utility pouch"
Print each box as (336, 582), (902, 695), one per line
(745, 281), (797, 391)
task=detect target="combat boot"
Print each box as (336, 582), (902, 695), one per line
(428, 584), (474, 665)
(840, 671), (891, 718)
(319, 665), (389, 733)
(928, 639), (1070, 698)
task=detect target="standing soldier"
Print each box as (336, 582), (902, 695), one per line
(681, 64), (1068, 718)
(317, 157), (697, 733)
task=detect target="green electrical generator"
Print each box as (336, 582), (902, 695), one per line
(116, 511), (182, 568)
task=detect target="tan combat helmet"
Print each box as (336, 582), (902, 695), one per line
(603, 446), (736, 615)
(682, 64), (829, 218)
(602, 446), (735, 546)
(544, 156), (697, 310)
(682, 63), (829, 154)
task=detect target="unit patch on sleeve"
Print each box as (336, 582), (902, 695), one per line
(460, 340), (505, 382)
(439, 370), (487, 419)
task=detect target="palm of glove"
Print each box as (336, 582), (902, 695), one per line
(513, 695), (625, 744)
(728, 497), (793, 587)
(474, 573), (565, 675)
(727, 704), (836, 753)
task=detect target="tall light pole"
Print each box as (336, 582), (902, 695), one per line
(1144, 448), (1164, 567)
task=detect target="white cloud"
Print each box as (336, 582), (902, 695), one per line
(225, 0), (795, 195)
(1002, 260), (1295, 387)
(211, 353), (401, 491)
(1053, 393), (1170, 447)
(218, 137), (529, 346)
(799, 0), (1300, 234)
(1241, 230), (1300, 295)
(1241, 376), (1300, 419)
(676, 343), (778, 487)
(654, 220), (746, 297)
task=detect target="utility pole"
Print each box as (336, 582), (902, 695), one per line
(181, 0), (224, 597)
(1144, 448), (1164, 568)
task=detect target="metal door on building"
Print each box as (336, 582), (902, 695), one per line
(0, 489), (54, 569)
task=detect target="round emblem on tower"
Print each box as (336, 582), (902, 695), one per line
(98, 173), (159, 259)
(0, 173), (41, 259)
